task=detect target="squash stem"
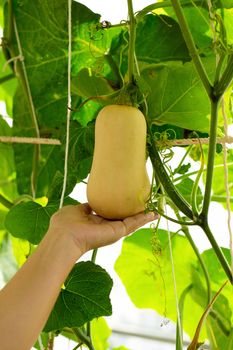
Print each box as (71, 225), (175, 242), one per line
(127, 0), (136, 85)
(0, 194), (13, 209)
(136, 0), (207, 21)
(201, 99), (219, 217)
(175, 210), (212, 304)
(199, 221), (233, 284)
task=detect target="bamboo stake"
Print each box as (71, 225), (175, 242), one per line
(0, 136), (61, 145)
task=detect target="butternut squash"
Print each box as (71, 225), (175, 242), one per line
(87, 104), (151, 219)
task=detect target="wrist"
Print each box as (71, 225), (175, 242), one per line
(43, 227), (83, 266)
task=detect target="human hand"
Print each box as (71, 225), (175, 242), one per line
(49, 203), (159, 255)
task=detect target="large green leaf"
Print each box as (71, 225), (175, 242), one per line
(136, 14), (189, 63)
(222, 8), (233, 45)
(141, 60), (213, 131)
(44, 261), (113, 332)
(36, 120), (94, 198)
(164, 4), (213, 54)
(110, 13), (191, 81)
(4, 201), (58, 244)
(115, 228), (205, 338)
(92, 317), (111, 350)
(4, 197), (77, 244)
(3, 0), (119, 196)
(73, 68), (115, 99)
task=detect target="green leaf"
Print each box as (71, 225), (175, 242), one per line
(175, 163), (191, 175)
(92, 317), (111, 350)
(11, 236), (30, 267)
(36, 120), (94, 198)
(141, 60), (213, 132)
(164, 5), (212, 54)
(226, 329), (233, 350)
(0, 52), (17, 115)
(5, 0), (103, 195)
(5, 197), (78, 244)
(4, 201), (58, 244)
(0, 233), (18, 283)
(62, 318), (111, 350)
(222, 9), (233, 45)
(44, 261), (113, 332)
(0, 203), (8, 234)
(73, 68), (115, 98)
(0, 117), (18, 201)
(136, 14), (189, 63)
(115, 228), (205, 338)
(109, 14), (191, 84)
(216, 0), (233, 9)
(33, 332), (49, 350)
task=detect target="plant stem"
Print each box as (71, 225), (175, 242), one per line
(215, 54), (233, 98)
(200, 221), (233, 283)
(175, 210), (211, 303)
(172, 145), (191, 176)
(91, 248), (98, 263)
(154, 206), (195, 226)
(136, 0), (208, 21)
(0, 73), (15, 85)
(72, 328), (95, 350)
(0, 193), (13, 209)
(170, 0), (212, 98)
(201, 99), (219, 217)
(86, 248), (98, 341)
(148, 138), (194, 220)
(127, 0), (136, 84)
(46, 332), (55, 350)
(7, 0), (14, 45)
(104, 53), (123, 87)
(72, 343), (83, 350)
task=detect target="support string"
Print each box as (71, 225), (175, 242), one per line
(59, 0), (72, 209)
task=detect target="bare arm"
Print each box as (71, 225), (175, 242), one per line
(0, 204), (158, 350)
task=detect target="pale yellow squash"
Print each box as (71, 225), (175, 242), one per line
(87, 104), (151, 219)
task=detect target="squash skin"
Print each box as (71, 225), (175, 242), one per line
(87, 104), (151, 219)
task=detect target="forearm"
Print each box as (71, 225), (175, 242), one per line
(0, 228), (81, 350)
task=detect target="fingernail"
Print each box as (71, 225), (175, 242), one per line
(146, 211), (159, 220)
(145, 212), (155, 220)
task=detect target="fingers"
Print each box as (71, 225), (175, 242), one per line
(105, 211), (159, 244)
(122, 211), (159, 235)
